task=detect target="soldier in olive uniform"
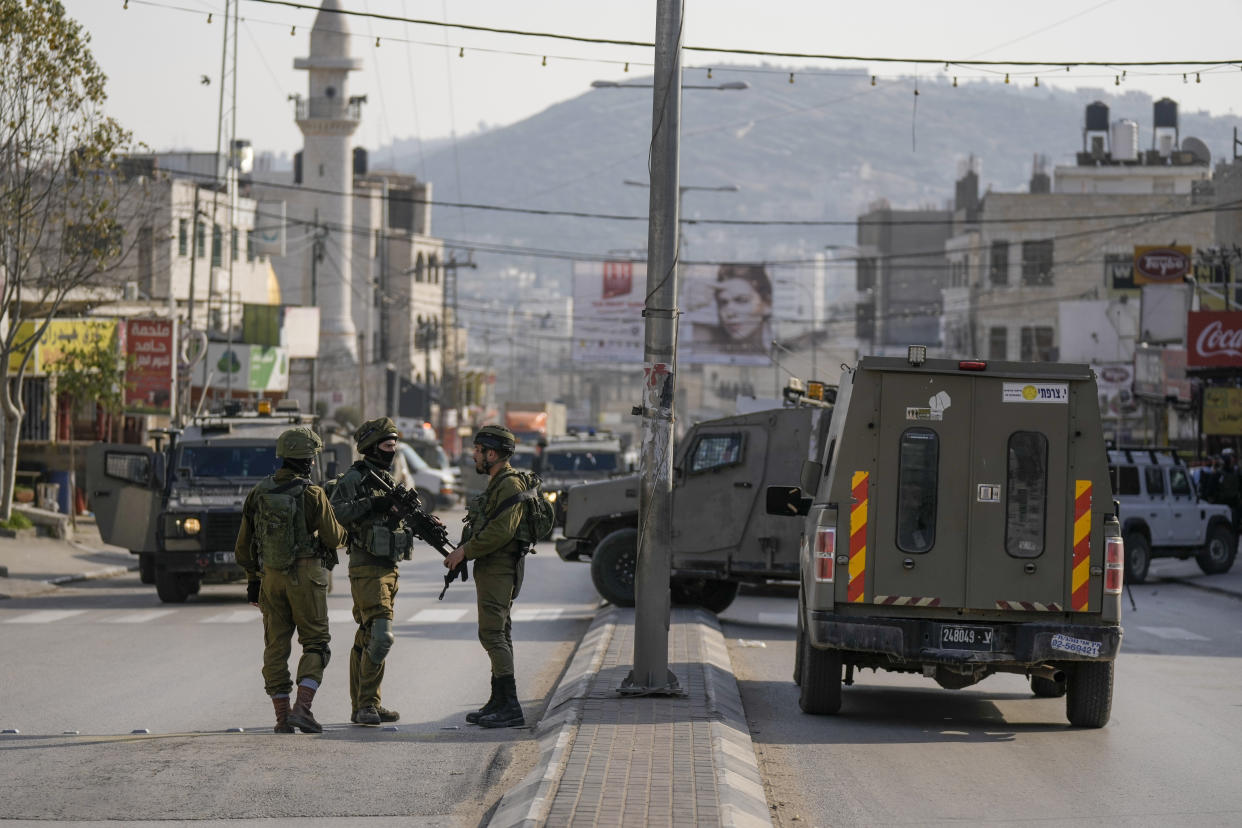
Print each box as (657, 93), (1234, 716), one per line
(330, 417), (414, 726)
(443, 425), (528, 728)
(235, 426), (346, 734)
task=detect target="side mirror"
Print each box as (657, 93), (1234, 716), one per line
(766, 485), (811, 517)
(799, 459), (823, 498)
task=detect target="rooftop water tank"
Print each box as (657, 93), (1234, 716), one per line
(1086, 101), (1110, 131)
(1153, 97), (1178, 129)
(1111, 119), (1139, 162)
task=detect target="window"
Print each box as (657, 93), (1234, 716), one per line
(989, 240), (1009, 286)
(1005, 431), (1048, 558)
(1021, 239), (1054, 286)
(895, 428), (938, 553)
(1020, 326), (1055, 362)
(688, 433), (744, 474)
(1169, 467), (1191, 497)
(211, 224), (223, 268)
(856, 257), (876, 291)
(178, 219), (188, 256)
(1110, 465), (1140, 496)
(137, 226), (153, 295)
(105, 451), (150, 485)
(196, 220), (206, 257)
(1144, 466), (1165, 497)
(246, 231), (255, 262)
(989, 326), (1008, 360)
(231, 227), (239, 262)
(545, 450), (619, 473)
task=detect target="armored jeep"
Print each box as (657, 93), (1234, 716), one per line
(539, 431), (626, 526)
(86, 402), (346, 603)
(770, 350), (1123, 727)
(1107, 445), (1236, 583)
(556, 384), (832, 613)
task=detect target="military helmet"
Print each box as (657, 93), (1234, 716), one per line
(276, 426), (323, 459)
(354, 417), (401, 452)
(474, 424), (516, 454)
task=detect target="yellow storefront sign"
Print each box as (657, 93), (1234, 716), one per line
(6, 319), (120, 376)
(1204, 387), (1242, 435)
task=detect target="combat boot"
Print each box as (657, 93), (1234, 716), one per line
(271, 694), (294, 734)
(466, 675), (503, 724)
(374, 704), (400, 723)
(286, 684), (323, 734)
(353, 705), (381, 726)
(478, 674), (525, 729)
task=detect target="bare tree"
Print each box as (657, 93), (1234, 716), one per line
(0, 0), (143, 519)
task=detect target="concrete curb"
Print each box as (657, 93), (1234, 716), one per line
(488, 606), (771, 827)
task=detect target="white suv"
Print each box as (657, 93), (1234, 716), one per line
(1108, 446), (1237, 583)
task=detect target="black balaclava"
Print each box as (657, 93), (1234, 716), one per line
(367, 446), (396, 469)
(282, 456), (314, 476)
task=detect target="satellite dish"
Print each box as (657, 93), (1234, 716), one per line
(1182, 136), (1211, 165)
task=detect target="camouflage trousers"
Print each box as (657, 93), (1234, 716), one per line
(259, 558), (331, 696)
(474, 551), (518, 677)
(349, 564), (399, 710)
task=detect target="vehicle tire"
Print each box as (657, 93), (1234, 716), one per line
(139, 554), (155, 585)
(1065, 660), (1113, 728)
(186, 575), (201, 595)
(1030, 674), (1067, 698)
(670, 578), (740, 613)
(155, 567), (191, 603)
(793, 591), (806, 686)
(1196, 524), (1237, 575)
(1123, 531), (1151, 585)
(798, 630), (842, 715)
(590, 527), (637, 607)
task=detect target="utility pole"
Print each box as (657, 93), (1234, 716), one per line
(310, 213), (325, 415)
(622, 0), (683, 696)
(442, 252), (476, 452)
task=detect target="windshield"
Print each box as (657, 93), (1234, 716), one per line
(398, 443), (431, 473)
(411, 441), (449, 469)
(545, 450), (618, 473)
(176, 443), (278, 479)
(510, 450), (535, 470)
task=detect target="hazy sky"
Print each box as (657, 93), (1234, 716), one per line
(63, 0), (1242, 157)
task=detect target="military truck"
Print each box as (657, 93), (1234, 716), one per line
(556, 383), (833, 613)
(539, 431), (627, 527)
(768, 350), (1123, 727)
(86, 401), (346, 603)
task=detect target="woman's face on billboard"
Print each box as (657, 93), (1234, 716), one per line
(715, 277), (770, 341)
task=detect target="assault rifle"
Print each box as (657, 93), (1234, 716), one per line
(362, 467), (466, 600)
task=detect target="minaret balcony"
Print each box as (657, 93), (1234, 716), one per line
(294, 96), (363, 123)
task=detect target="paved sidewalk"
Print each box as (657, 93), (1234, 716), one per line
(0, 514), (135, 599)
(492, 606), (771, 828)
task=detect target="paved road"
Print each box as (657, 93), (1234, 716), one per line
(0, 512), (599, 825)
(720, 570), (1242, 827)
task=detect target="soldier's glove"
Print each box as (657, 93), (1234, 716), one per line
(246, 579), (261, 604)
(370, 494), (395, 515)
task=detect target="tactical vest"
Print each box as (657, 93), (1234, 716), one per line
(463, 468), (553, 552)
(252, 476), (318, 570)
(344, 462), (413, 565)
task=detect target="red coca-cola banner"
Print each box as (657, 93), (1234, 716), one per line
(1187, 311), (1242, 367)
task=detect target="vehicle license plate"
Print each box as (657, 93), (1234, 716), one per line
(940, 624), (993, 651)
(214, 551), (236, 564)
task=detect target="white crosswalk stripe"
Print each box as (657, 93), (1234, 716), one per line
(109, 610), (177, 624)
(757, 612), (796, 627)
(512, 607), (563, 621)
(1135, 625), (1210, 641)
(202, 610), (259, 624)
(407, 607), (469, 623)
(2, 610), (87, 624)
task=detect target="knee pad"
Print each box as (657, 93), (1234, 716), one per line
(366, 618), (394, 664)
(306, 642), (331, 669)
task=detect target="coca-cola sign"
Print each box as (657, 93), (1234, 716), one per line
(1188, 311), (1242, 367)
(1133, 245), (1191, 284)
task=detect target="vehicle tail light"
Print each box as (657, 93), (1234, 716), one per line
(958, 360), (987, 371)
(814, 526), (835, 583)
(1104, 536), (1124, 594)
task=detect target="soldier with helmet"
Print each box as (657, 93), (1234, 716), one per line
(329, 417), (415, 726)
(235, 426), (346, 734)
(443, 424), (529, 728)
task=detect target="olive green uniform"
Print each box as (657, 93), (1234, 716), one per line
(331, 459), (414, 712)
(461, 465), (526, 677)
(235, 468), (346, 697)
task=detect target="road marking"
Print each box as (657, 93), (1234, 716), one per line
(110, 610), (177, 624)
(757, 612), (796, 627)
(1135, 625), (1210, 641)
(203, 610), (259, 624)
(407, 608), (469, 623)
(3, 610), (87, 624)
(328, 609), (356, 623)
(512, 608), (563, 621)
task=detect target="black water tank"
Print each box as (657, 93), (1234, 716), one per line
(1154, 97), (1178, 129)
(1086, 101), (1109, 131)
(293, 150), (302, 185)
(353, 147), (368, 176)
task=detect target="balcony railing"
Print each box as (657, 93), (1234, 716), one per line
(294, 96), (363, 123)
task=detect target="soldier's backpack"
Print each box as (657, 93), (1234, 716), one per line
(253, 476), (313, 570)
(492, 469), (555, 550)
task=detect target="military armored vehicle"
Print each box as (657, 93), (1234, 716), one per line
(770, 350), (1123, 727)
(86, 402), (345, 603)
(1107, 445), (1235, 583)
(539, 431), (626, 526)
(556, 383), (832, 612)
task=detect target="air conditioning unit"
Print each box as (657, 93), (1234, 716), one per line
(123, 281), (140, 301)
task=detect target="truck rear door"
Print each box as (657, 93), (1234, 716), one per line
(85, 443), (160, 553)
(963, 379), (1070, 610)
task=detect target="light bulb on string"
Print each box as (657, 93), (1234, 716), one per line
(624, 62), (629, 72)
(1197, 73), (1201, 83)
(707, 68), (713, 79)
(1034, 77), (1039, 87)
(870, 75), (876, 86)
(1115, 75), (1120, 85)
(1004, 73), (1009, 84)
(952, 76), (958, 87)
(375, 37), (380, 47)
(459, 47), (464, 58)
(207, 13), (212, 23)
(541, 56), (546, 66)
(290, 25), (295, 36)
(789, 72), (795, 84)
